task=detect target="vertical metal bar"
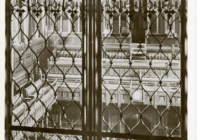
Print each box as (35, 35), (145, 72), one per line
(91, 0), (96, 139)
(82, 0), (86, 139)
(90, 0), (102, 139)
(88, 0), (93, 138)
(95, 0), (102, 139)
(92, 0), (95, 133)
(86, 0), (102, 139)
(86, 0), (89, 133)
(5, 0), (12, 140)
(181, 0), (187, 140)
(85, 0), (94, 139)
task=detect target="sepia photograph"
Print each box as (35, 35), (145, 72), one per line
(4, 0), (194, 139)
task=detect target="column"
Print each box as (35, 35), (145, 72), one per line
(104, 0), (107, 31)
(164, 13), (168, 34)
(40, 5), (45, 37)
(167, 82), (170, 106)
(68, 12), (71, 32)
(49, 1), (52, 30)
(23, 5), (28, 43)
(47, 0), (50, 30)
(17, 12), (21, 42)
(117, 89), (120, 107)
(119, 0), (121, 34)
(130, 80), (132, 97)
(78, 4), (80, 33)
(80, 88), (82, 105)
(127, 10), (131, 38)
(106, 81), (110, 105)
(59, 107), (62, 128)
(153, 82), (157, 107)
(156, 11), (158, 34)
(60, 13), (62, 33)
(46, 115), (48, 128)
(172, 44), (175, 58)
(147, 3), (150, 34)
(33, 0), (37, 39)
(11, 16), (15, 42)
(172, 14), (176, 35)
(154, 83), (158, 109)
(42, 115), (44, 128)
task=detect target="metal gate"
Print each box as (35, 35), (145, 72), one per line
(5, 0), (187, 140)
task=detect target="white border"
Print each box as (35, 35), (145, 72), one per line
(188, 0), (196, 139)
(1, 0), (5, 139)
(0, 0), (197, 139)
(196, 0), (200, 139)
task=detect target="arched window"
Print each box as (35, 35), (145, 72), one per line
(175, 1), (180, 36)
(150, 1), (157, 33)
(56, 13), (61, 31)
(150, 14), (157, 33)
(72, 15), (78, 32)
(62, 13), (69, 32)
(121, 13), (127, 33)
(158, 2), (165, 33)
(112, 13), (120, 34)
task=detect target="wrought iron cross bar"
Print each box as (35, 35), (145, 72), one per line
(164, 9), (176, 20)
(67, 8), (78, 19)
(146, 9), (156, 19)
(50, 8), (60, 18)
(105, 9), (117, 18)
(124, 9), (139, 18)
(33, 8), (42, 18)
(16, 8), (25, 17)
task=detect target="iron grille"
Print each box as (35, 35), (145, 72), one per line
(5, 0), (187, 140)
(9, 0), (83, 139)
(101, 0), (181, 137)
